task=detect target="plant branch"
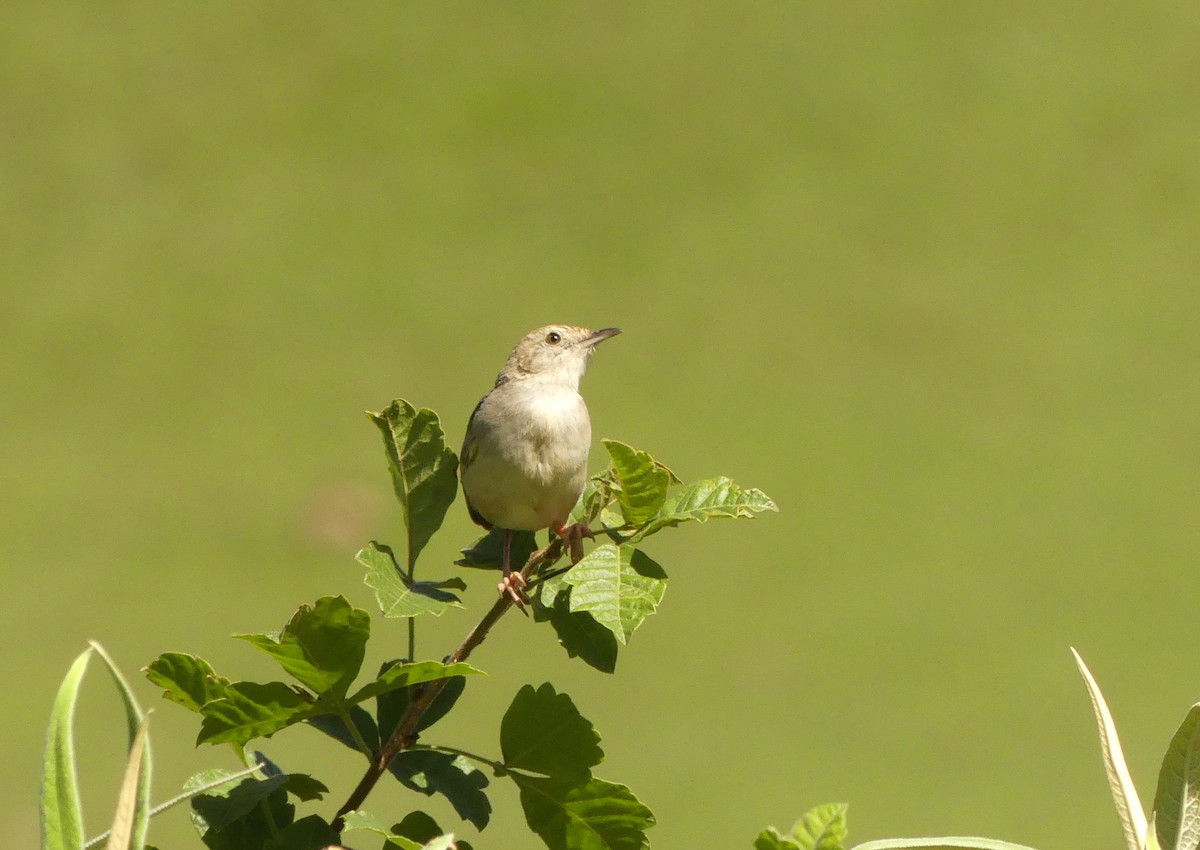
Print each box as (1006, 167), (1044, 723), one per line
(331, 538), (565, 832)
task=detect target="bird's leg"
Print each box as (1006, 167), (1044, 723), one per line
(553, 522), (595, 564)
(497, 528), (530, 608)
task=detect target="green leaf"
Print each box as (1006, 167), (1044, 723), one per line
(851, 840), (1043, 850)
(1154, 704), (1200, 850)
(348, 660), (483, 705)
(1071, 648), (1147, 850)
(191, 777), (289, 834)
(370, 399), (459, 570)
(789, 803), (849, 850)
(197, 682), (323, 746)
(41, 646), (91, 850)
(359, 542), (466, 618)
(306, 706), (379, 754)
(602, 440), (672, 524)
(626, 476), (777, 543)
(193, 785), (294, 850)
(101, 713), (152, 850)
(571, 471), (619, 526)
(264, 815), (339, 850)
(457, 528), (538, 571)
(376, 664), (468, 740)
(236, 596), (369, 701)
(341, 810), (422, 849)
(756, 828), (803, 850)
(501, 683), (603, 782)
(535, 590), (619, 674)
(512, 774), (654, 850)
(91, 643), (152, 850)
(145, 653), (231, 713)
(562, 545), (667, 645)
(388, 750), (492, 830)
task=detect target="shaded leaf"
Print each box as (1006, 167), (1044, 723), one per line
(42, 647), (91, 850)
(602, 440), (672, 524)
(306, 705), (379, 755)
(370, 399), (459, 570)
(456, 528), (538, 571)
(535, 590), (618, 674)
(194, 786), (293, 850)
(626, 476), (777, 543)
(376, 664), (468, 740)
(388, 750), (492, 830)
(264, 815), (338, 850)
(359, 542), (466, 618)
(348, 660), (483, 705)
(1071, 648), (1147, 850)
(236, 596), (369, 701)
(563, 546), (667, 645)
(144, 653), (231, 713)
(501, 683), (602, 782)
(512, 774), (654, 850)
(191, 778), (289, 834)
(571, 470), (619, 527)
(1154, 704), (1200, 850)
(197, 681), (324, 746)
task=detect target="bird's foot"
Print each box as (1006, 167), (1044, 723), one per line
(553, 522), (594, 564)
(497, 570), (531, 609)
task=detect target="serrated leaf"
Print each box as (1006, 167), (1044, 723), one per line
(562, 545), (667, 646)
(341, 811), (422, 849)
(457, 528), (538, 571)
(388, 750), (492, 830)
(348, 660), (483, 705)
(790, 803), (848, 850)
(236, 596), (369, 701)
(1154, 704), (1200, 850)
(370, 399), (459, 570)
(359, 542), (466, 618)
(197, 682), (323, 746)
(602, 441), (672, 524)
(42, 647), (91, 850)
(501, 683), (603, 782)
(626, 476), (777, 543)
(512, 775), (654, 850)
(1071, 648), (1147, 850)
(535, 590), (619, 674)
(145, 653), (231, 713)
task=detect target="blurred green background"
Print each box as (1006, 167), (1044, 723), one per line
(5, 2), (1200, 847)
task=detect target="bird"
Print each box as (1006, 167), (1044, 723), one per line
(460, 324), (621, 606)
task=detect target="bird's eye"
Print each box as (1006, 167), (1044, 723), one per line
(546, 332), (561, 344)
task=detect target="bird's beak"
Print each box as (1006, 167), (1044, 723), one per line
(582, 327), (622, 347)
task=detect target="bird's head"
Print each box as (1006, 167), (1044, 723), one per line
(500, 324), (621, 388)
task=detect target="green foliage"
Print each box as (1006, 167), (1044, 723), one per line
(756, 804), (847, 850)
(1154, 706), (1200, 850)
(369, 400), (459, 572)
(125, 398), (774, 849)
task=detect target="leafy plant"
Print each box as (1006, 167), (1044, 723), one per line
(134, 398), (776, 848)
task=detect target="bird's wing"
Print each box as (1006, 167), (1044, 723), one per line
(460, 397), (493, 530)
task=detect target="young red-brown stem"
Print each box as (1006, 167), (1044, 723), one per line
(331, 538), (565, 832)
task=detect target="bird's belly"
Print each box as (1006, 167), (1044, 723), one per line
(462, 395), (590, 531)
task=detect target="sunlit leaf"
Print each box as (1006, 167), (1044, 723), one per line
(341, 810), (421, 849)
(626, 476), (777, 543)
(41, 647), (92, 850)
(512, 774), (654, 850)
(370, 399), (459, 569)
(1071, 648), (1147, 850)
(359, 541), (466, 618)
(1154, 704), (1200, 850)
(851, 840), (1043, 850)
(562, 545), (666, 645)
(236, 596), (369, 701)
(602, 440), (672, 524)
(101, 714), (152, 850)
(348, 660), (483, 705)
(197, 682), (323, 746)
(144, 653), (231, 713)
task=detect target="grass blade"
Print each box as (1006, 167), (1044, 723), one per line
(102, 714), (152, 850)
(89, 642), (151, 849)
(1071, 647), (1147, 850)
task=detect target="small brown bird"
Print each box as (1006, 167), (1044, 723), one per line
(460, 324), (621, 606)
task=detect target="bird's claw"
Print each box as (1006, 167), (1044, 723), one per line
(498, 571), (531, 611)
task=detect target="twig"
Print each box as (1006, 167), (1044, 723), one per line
(331, 539), (565, 831)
